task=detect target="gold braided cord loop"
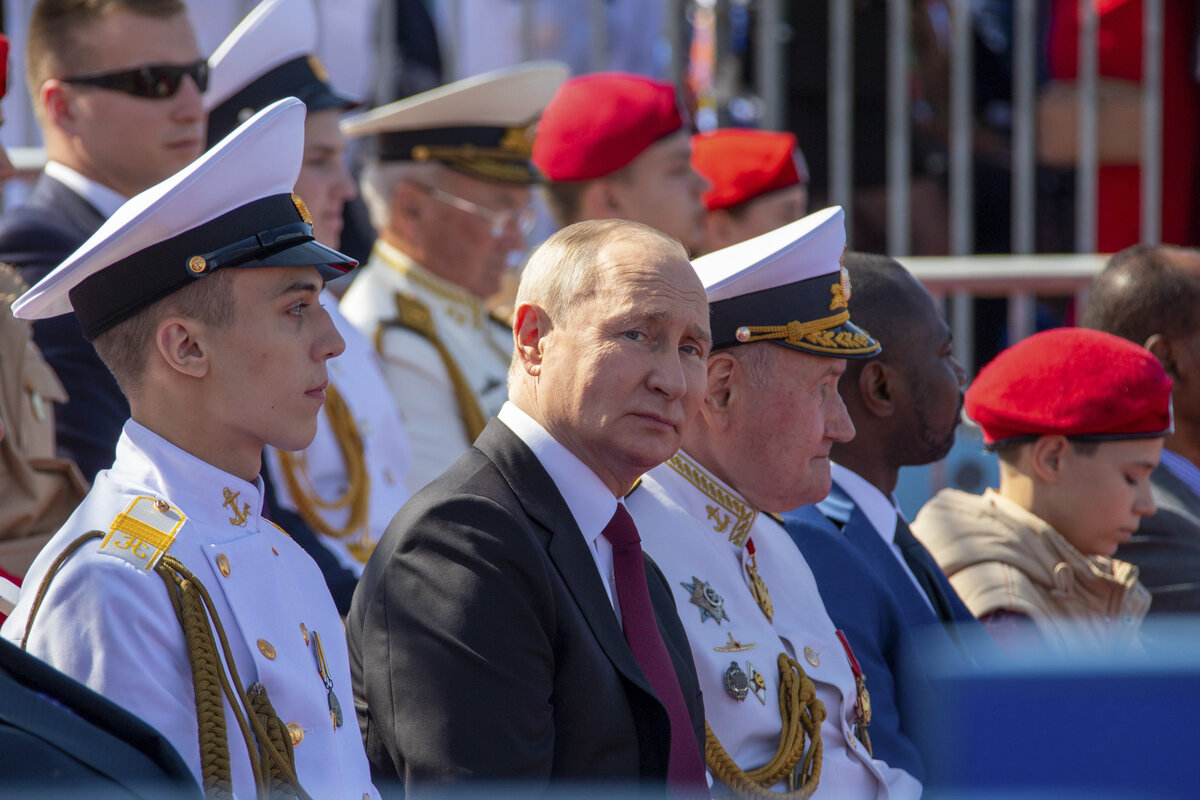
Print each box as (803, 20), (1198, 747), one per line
(736, 312), (850, 346)
(20, 531), (103, 650)
(155, 555), (314, 800)
(275, 383), (373, 561)
(247, 683), (298, 798)
(705, 653), (825, 799)
(379, 292), (487, 442)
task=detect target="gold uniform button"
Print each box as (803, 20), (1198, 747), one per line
(257, 639), (277, 659)
(287, 722), (303, 747)
(154, 499), (170, 513)
(363, 794), (371, 800)
(216, 553), (231, 577)
(804, 646), (820, 667)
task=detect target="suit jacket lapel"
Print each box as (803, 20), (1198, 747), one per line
(472, 420), (658, 698)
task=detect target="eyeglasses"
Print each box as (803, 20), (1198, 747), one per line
(411, 182), (536, 239)
(61, 59), (208, 99)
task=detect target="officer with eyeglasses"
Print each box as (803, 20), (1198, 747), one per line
(339, 62), (567, 493)
(0, 0), (207, 483)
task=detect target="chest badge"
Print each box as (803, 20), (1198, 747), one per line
(747, 662), (767, 705)
(713, 632), (756, 652)
(681, 576), (729, 624)
(723, 661), (750, 702)
(222, 488), (251, 527)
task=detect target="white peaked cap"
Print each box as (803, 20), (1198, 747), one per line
(14, 97), (355, 339)
(205, 0), (315, 111)
(690, 206), (881, 357)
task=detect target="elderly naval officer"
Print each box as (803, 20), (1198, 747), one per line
(1, 99), (379, 800)
(626, 208), (923, 798)
(204, 0), (412, 612)
(339, 62), (568, 492)
(349, 219), (710, 795)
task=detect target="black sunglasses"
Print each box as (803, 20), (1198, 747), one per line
(62, 59), (208, 98)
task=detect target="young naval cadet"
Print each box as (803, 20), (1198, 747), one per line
(339, 62), (568, 492)
(0, 98), (379, 800)
(204, 0), (412, 612)
(626, 208), (923, 798)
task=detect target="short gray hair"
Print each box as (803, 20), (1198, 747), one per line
(358, 159), (441, 232)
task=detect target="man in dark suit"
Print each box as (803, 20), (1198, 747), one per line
(0, 0), (205, 481)
(781, 253), (985, 774)
(348, 219), (710, 796)
(1083, 244), (1200, 613)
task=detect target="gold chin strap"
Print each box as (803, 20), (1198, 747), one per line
(704, 653), (825, 798)
(734, 312), (850, 347)
(274, 383), (374, 562)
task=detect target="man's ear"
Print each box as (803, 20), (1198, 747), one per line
(390, 182), (425, 240)
(699, 352), (737, 429)
(513, 302), (551, 377)
(155, 317), (209, 379)
(580, 178), (624, 220)
(1145, 333), (1176, 376)
(41, 81), (75, 134)
(1030, 435), (1069, 483)
(858, 360), (894, 417)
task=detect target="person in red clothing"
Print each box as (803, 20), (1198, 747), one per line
(1046, 0), (1200, 250)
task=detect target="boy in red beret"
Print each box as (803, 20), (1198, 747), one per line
(691, 128), (809, 254)
(532, 72), (710, 254)
(911, 328), (1171, 655)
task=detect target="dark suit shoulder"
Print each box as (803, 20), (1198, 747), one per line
(0, 176), (105, 281)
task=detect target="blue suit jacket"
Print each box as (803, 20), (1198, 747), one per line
(0, 173), (129, 482)
(776, 506), (929, 782)
(0, 637), (201, 798)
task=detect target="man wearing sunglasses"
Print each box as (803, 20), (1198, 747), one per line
(0, 0), (206, 484)
(339, 62), (567, 493)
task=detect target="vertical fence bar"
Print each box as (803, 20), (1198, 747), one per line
(590, 0), (609, 72)
(1140, 0), (1163, 244)
(1011, 0), (1037, 254)
(949, 0), (974, 255)
(665, 0), (688, 86)
(952, 288), (974, 376)
(887, 0), (911, 256)
(1076, 0), (1099, 253)
(756, 0), (785, 130)
(829, 0), (854, 229)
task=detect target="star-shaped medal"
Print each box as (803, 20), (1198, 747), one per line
(680, 576), (729, 624)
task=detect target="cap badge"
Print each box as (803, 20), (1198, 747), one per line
(681, 576), (729, 625)
(187, 255), (208, 274)
(307, 54), (330, 84)
(499, 118), (537, 156)
(723, 661), (750, 701)
(291, 193), (313, 225)
(829, 268), (851, 311)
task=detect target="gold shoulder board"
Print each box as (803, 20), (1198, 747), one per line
(98, 496), (185, 573)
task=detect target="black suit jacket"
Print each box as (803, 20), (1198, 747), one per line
(0, 637), (201, 799)
(0, 173), (129, 481)
(1116, 462), (1200, 613)
(348, 419), (705, 795)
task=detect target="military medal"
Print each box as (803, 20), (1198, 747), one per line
(836, 630), (872, 753)
(744, 539), (774, 622)
(681, 576), (729, 624)
(723, 661), (750, 701)
(747, 662), (767, 705)
(311, 630), (344, 729)
(713, 632), (755, 652)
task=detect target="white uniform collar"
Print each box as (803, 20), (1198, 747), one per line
(372, 238), (491, 316)
(44, 160), (129, 219)
(656, 449), (760, 551)
(109, 420), (267, 537)
(829, 462), (902, 542)
(497, 402), (619, 548)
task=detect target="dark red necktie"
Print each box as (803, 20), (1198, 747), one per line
(603, 504), (708, 796)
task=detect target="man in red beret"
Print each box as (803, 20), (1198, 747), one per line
(911, 328), (1170, 656)
(532, 72), (710, 254)
(691, 128), (809, 254)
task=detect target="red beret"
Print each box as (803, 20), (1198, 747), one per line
(532, 72), (685, 181)
(692, 129), (806, 211)
(965, 327), (1172, 448)
(0, 35), (8, 101)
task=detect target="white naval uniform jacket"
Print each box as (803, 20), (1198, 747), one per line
(627, 452), (922, 799)
(339, 240), (512, 492)
(1, 422), (379, 800)
(264, 290), (412, 573)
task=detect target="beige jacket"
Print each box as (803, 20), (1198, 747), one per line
(912, 488), (1150, 654)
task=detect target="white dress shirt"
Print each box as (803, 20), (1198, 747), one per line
(497, 402), (621, 619)
(44, 161), (127, 217)
(827, 463), (935, 615)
